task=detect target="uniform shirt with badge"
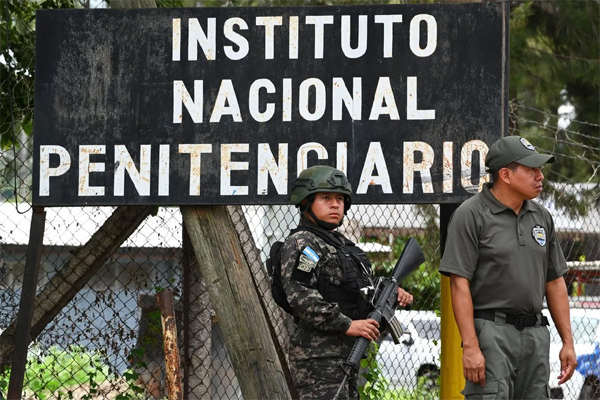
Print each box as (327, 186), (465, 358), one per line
(439, 182), (568, 315)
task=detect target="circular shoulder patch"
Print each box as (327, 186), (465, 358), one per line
(520, 137), (535, 151)
(531, 225), (547, 247)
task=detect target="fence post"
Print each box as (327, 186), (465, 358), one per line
(7, 207), (46, 400)
(440, 203), (465, 400)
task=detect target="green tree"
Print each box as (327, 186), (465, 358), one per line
(509, 1), (599, 184)
(1, 1), (77, 151)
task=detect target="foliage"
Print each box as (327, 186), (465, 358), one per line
(358, 340), (440, 400)
(411, 372), (440, 400)
(1, 0), (35, 150)
(359, 342), (390, 400)
(401, 258), (441, 312)
(140, 309), (163, 349)
(116, 311), (163, 399)
(114, 382), (156, 400)
(0, 345), (160, 400)
(375, 381), (440, 400)
(0, 0), (76, 151)
(0, 346), (110, 400)
(537, 180), (598, 219)
(153, 0), (184, 7)
(389, 375), (440, 400)
(113, 353), (146, 400)
(509, 1), (599, 183)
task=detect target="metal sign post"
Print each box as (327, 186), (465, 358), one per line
(7, 207), (46, 400)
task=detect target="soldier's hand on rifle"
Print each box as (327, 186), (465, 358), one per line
(346, 319), (380, 341)
(397, 288), (413, 307)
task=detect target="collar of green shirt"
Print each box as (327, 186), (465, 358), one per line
(480, 182), (535, 215)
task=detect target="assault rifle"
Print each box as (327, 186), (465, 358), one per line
(333, 238), (425, 400)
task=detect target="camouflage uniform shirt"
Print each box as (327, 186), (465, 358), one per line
(280, 219), (359, 361)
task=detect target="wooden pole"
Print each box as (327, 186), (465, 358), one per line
(227, 206), (298, 398)
(182, 226), (212, 399)
(157, 290), (183, 400)
(181, 205), (291, 400)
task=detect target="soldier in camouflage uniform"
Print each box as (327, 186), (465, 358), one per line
(281, 165), (412, 400)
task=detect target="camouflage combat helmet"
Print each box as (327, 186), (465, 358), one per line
(290, 165), (352, 212)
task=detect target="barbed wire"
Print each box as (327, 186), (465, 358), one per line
(546, 166), (600, 187)
(516, 133), (600, 160)
(511, 106), (600, 138)
(510, 128), (600, 162)
(513, 117), (600, 144)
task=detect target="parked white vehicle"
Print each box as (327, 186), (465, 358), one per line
(376, 310), (440, 391)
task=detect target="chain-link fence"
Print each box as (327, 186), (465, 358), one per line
(1, 167), (598, 400)
(0, 202), (447, 399)
(1, 1), (599, 399)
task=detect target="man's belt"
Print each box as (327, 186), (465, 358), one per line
(473, 310), (549, 330)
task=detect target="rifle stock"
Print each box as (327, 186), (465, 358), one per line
(333, 238), (425, 400)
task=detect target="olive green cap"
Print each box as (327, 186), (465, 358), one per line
(485, 136), (555, 172)
(290, 165), (352, 207)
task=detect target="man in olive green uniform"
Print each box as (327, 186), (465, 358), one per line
(440, 136), (576, 399)
(280, 165), (412, 400)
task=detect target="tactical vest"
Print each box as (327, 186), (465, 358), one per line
(296, 225), (373, 320)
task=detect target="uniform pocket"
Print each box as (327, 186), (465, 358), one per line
(474, 318), (489, 340)
(462, 380), (499, 400)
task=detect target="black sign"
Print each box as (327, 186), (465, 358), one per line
(33, 3), (508, 206)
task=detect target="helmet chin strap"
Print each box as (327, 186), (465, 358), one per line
(302, 204), (344, 231)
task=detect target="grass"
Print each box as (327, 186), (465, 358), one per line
(0, 346), (111, 400)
